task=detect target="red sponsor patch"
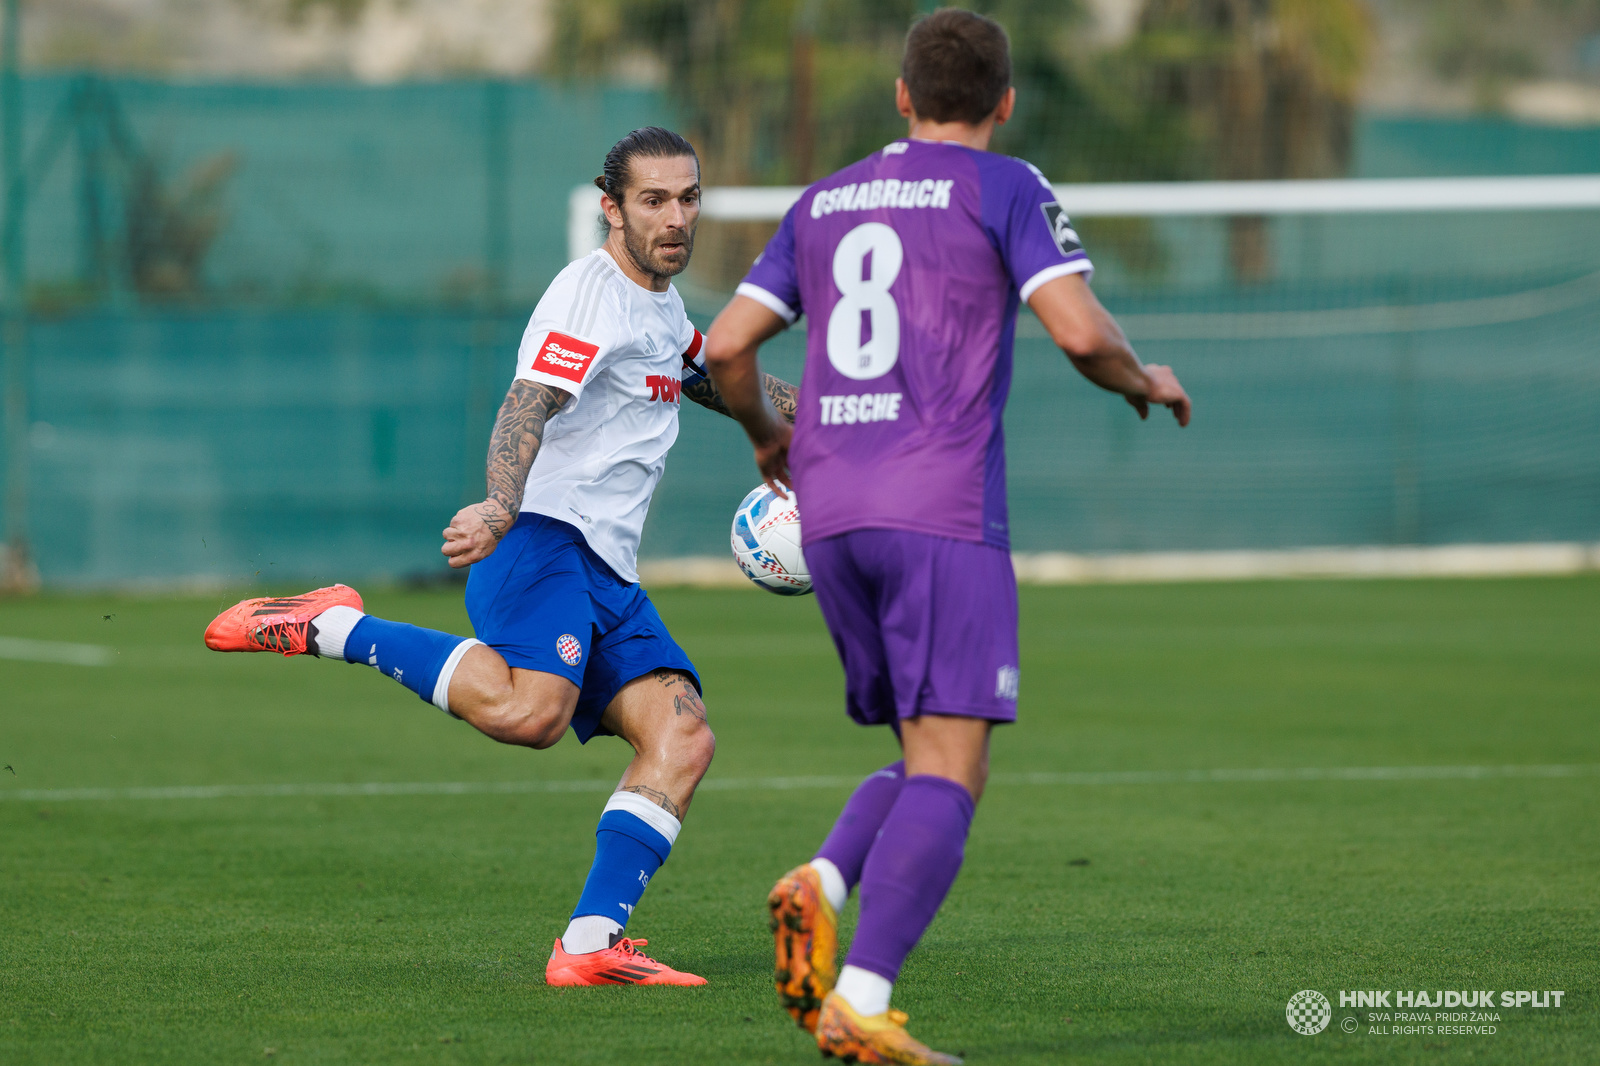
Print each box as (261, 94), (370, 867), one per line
(532, 331), (600, 385)
(646, 374), (682, 403)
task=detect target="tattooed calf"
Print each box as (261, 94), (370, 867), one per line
(619, 784), (682, 820)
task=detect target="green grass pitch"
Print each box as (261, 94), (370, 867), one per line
(1, 577), (1597, 1064)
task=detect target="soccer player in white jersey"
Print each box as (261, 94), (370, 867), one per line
(204, 127), (798, 987)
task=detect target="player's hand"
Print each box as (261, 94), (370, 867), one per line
(1127, 364), (1192, 427)
(753, 418), (794, 497)
(442, 499), (512, 569)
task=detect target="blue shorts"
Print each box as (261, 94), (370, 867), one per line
(807, 528), (1019, 727)
(464, 513), (699, 744)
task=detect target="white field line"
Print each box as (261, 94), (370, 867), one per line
(0, 636), (116, 667)
(1010, 543), (1600, 584)
(637, 543), (1600, 589)
(2, 764), (1594, 804)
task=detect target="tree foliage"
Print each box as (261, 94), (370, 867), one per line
(548, 0), (918, 184)
(551, 0), (1373, 186)
(548, 1), (1374, 282)
(1129, 0), (1373, 181)
(1398, 0), (1600, 109)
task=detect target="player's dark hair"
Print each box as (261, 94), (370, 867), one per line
(594, 126), (700, 203)
(901, 8), (1012, 126)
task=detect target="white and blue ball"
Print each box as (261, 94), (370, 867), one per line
(730, 483), (811, 596)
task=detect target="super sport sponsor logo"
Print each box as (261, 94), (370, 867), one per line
(810, 178), (954, 218)
(532, 331), (599, 384)
(818, 392), (902, 425)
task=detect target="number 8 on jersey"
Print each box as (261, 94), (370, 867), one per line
(827, 223), (904, 381)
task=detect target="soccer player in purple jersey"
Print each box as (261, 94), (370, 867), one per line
(705, 9), (1191, 1063)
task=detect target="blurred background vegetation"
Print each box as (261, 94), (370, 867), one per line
(33, 1), (1600, 163)
(19, 0), (1600, 302)
(6, 1), (1600, 588)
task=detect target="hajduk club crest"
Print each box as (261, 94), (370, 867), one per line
(556, 633), (582, 666)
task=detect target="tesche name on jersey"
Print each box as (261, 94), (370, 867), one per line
(819, 392), (903, 425)
(811, 179), (955, 218)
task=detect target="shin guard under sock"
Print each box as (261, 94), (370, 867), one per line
(843, 774), (975, 982)
(341, 614), (480, 713)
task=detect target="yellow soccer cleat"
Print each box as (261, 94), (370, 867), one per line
(768, 864), (839, 1031)
(814, 992), (962, 1065)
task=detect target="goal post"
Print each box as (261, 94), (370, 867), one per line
(568, 174), (1600, 262)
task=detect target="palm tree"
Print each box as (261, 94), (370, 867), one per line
(549, 0), (914, 285)
(550, 0), (1373, 284)
(1131, 0), (1374, 280)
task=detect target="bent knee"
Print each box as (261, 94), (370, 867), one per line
(684, 717), (716, 768)
(666, 718), (716, 773)
(477, 695), (571, 749)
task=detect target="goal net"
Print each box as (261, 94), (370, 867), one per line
(582, 175), (1600, 559)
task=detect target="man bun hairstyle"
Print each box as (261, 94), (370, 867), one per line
(901, 8), (1012, 126)
(594, 126), (700, 202)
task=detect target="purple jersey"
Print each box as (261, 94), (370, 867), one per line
(739, 139), (1092, 549)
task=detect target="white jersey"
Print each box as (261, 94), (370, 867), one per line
(513, 249), (705, 583)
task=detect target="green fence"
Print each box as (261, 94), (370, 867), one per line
(18, 287), (1598, 587)
(3, 76), (1599, 586)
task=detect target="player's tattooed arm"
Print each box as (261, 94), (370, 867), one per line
(619, 784), (683, 820)
(679, 374), (732, 417)
(761, 374), (798, 423)
(442, 380), (570, 568)
(483, 380), (570, 521)
(683, 372), (797, 424)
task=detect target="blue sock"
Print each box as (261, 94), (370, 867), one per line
(570, 793), (681, 930)
(344, 615), (478, 711)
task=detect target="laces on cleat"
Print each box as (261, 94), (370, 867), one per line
(249, 619), (308, 655)
(614, 938), (654, 958)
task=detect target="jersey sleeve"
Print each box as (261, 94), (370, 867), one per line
(984, 158), (1094, 303)
(678, 316), (709, 385)
(514, 262), (622, 399)
(736, 203), (802, 323)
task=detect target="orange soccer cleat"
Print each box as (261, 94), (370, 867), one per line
(544, 937), (707, 987)
(203, 585), (363, 656)
(768, 864), (839, 1032)
(814, 992), (962, 1066)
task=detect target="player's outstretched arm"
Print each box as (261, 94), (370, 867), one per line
(442, 379), (571, 568)
(704, 294), (795, 492)
(683, 369), (798, 424)
(1028, 273), (1191, 427)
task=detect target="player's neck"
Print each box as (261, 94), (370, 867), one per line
(601, 238), (671, 293)
(904, 117), (996, 152)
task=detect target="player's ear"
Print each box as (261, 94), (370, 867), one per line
(993, 87), (1016, 127)
(599, 190), (625, 232)
(895, 78), (915, 121)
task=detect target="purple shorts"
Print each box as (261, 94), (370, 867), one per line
(806, 528), (1020, 726)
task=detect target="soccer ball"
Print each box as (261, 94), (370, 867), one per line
(730, 483), (811, 596)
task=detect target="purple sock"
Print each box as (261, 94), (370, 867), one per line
(844, 774), (976, 982)
(814, 761), (906, 890)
